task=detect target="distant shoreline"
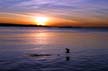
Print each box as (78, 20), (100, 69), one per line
(0, 23), (108, 29)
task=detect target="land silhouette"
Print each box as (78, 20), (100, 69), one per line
(0, 23), (108, 29)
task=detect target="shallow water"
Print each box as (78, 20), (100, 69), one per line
(0, 27), (108, 71)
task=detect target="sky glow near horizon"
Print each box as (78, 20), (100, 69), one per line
(0, 0), (108, 26)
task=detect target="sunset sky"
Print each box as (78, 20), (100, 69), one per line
(0, 0), (108, 27)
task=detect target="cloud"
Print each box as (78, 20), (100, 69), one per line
(0, 0), (108, 25)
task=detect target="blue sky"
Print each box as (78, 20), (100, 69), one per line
(0, 0), (108, 26)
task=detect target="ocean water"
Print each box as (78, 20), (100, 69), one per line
(0, 27), (108, 71)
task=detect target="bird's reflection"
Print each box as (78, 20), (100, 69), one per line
(65, 56), (70, 61)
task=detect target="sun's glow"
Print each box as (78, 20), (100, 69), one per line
(35, 17), (48, 26)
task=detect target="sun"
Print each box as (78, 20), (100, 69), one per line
(35, 17), (48, 26)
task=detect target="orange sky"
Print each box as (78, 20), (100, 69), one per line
(0, 12), (108, 27)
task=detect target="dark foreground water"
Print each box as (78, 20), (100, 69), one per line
(0, 27), (108, 71)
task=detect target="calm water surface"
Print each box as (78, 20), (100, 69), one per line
(0, 27), (108, 71)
